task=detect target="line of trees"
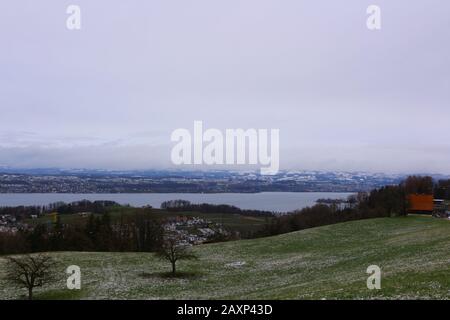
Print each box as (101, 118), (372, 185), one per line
(50, 200), (120, 215)
(0, 213), (164, 255)
(0, 200), (121, 221)
(161, 200), (274, 216)
(434, 179), (450, 200)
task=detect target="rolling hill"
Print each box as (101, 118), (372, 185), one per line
(1, 215), (450, 299)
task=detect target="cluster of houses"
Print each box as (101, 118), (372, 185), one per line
(408, 194), (450, 218)
(164, 216), (230, 245)
(0, 214), (20, 233)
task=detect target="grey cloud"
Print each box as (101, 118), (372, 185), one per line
(0, 0), (449, 173)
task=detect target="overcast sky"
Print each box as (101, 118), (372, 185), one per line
(0, 1), (449, 173)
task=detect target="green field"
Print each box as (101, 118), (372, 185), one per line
(2, 215), (450, 300)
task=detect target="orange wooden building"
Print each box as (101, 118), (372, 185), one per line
(408, 194), (434, 214)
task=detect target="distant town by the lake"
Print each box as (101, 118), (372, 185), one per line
(0, 168), (426, 194)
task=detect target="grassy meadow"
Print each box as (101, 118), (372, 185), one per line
(1, 215), (450, 299)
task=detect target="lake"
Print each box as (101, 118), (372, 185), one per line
(0, 192), (353, 212)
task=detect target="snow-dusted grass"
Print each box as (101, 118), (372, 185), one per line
(2, 215), (450, 299)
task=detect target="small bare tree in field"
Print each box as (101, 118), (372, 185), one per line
(156, 235), (197, 275)
(5, 254), (58, 300)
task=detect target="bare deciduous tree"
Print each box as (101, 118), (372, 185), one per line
(156, 236), (197, 275)
(5, 254), (58, 300)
